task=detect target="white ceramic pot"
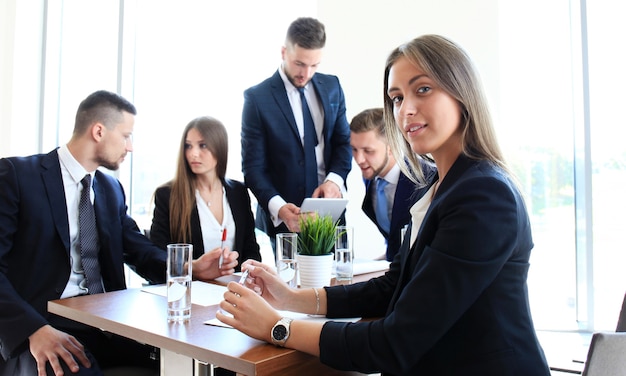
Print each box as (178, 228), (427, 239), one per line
(296, 253), (334, 288)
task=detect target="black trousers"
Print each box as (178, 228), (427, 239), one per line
(0, 315), (158, 376)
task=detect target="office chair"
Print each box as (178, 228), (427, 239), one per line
(580, 332), (626, 376)
(549, 293), (626, 375)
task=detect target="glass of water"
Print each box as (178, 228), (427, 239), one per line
(335, 226), (354, 283)
(276, 233), (298, 287)
(166, 243), (192, 321)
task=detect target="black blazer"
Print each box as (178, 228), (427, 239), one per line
(319, 155), (550, 375)
(362, 163), (437, 261)
(150, 179), (261, 271)
(241, 70), (352, 238)
(0, 150), (166, 361)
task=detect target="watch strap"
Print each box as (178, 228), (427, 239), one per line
(270, 317), (293, 346)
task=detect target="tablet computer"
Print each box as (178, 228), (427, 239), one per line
(300, 198), (348, 222)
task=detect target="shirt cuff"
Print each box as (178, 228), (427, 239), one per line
(325, 173), (346, 197)
(268, 195), (287, 227)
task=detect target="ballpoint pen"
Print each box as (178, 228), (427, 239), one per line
(218, 228), (227, 269)
(238, 269), (250, 285)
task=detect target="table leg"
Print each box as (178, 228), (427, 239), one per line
(194, 359), (216, 376)
(160, 348), (194, 376)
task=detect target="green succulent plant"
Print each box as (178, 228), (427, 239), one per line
(297, 214), (340, 256)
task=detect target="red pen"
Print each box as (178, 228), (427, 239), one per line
(218, 228), (227, 268)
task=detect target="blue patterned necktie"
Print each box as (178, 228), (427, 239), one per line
(79, 174), (104, 294)
(298, 87), (319, 197)
(375, 178), (391, 234)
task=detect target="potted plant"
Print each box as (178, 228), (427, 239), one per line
(296, 214), (339, 288)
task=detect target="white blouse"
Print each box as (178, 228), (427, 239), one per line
(408, 182), (438, 248)
(195, 189), (235, 253)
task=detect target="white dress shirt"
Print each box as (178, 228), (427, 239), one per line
(57, 145), (98, 298)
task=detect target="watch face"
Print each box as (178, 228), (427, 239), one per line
(272, 324), (288, 340)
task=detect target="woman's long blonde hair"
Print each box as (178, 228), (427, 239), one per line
(382, 34), (507, 185)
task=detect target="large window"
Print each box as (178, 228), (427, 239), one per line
(14, 0), (625, 331)
(498, 1), (578, 330)
(586, 0), (626, 330)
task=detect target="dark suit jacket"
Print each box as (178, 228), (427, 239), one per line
(319, 155), (550, 375)
(150, 179), (261, 271)
(241, 70), (352, 238)
(362, 163), (437, 261)
(0, 150), (166, 361)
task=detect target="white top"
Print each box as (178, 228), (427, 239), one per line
(408, 182), (438, 248)
(195, 189), (235, 253)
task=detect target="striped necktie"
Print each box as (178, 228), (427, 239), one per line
(79, 174), (104, 294)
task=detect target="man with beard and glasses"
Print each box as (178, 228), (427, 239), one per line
(350, 108), (436, 261)
(241, 17), (351, 253)
(0, 90), (220, 376)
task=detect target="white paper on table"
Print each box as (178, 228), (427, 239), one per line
(205, 310), (360, 328)
(142, 280), (227, 306)
(352, 258), (390, 276)
(214, 273), (241, 284)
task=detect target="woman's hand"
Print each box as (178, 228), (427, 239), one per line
(192, 247), (239, 281)
(216, 281), (281, 342)
(240, 260), (293, 310)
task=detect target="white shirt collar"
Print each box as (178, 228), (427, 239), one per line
(379, 163), (401, 186)
(58, 145), (92, 185)
(279, 64), (311, 95)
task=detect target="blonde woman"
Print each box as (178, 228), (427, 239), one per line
(218, 35), (550, 375)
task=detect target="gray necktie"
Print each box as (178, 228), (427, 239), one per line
(79, 174), (104, 294)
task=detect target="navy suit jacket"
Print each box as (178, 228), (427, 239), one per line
(0, 149), (166, 361)
(150, 179), (262, 271)
(319, 155), (550, 375)
(241, 70), (352, 238)
(362, 163), (437, 261)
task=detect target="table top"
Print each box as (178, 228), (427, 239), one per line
(48, 287), (366, 376)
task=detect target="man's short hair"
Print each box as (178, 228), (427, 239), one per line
(286, 17), (326, 50)
(349, 108), (386, 139)
(74, 90), (136, 135)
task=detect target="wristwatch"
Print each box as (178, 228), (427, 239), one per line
(270, 317), (293, 346)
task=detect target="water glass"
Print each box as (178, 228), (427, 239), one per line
(167, 243), (192, 321)
(335, 226), (354, 282)
(276, 233), (298, 288)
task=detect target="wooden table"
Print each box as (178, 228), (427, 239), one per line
(48, 288), (370, 376)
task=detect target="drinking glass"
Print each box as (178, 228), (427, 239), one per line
(335, 226), (354, 282)
(276, 233), (298, 288)
(167, 243), (192, 321)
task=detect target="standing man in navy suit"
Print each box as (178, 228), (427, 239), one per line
(0, 90), (224, 375)
(350, 108), (436, 261)
(241, 17), (352, 250)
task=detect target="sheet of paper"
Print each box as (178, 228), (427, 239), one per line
(205, 310), (360, 328)
(214, 274), (241, 285)
(142, 280), (227, 306)
(352, 258), (390, 275)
